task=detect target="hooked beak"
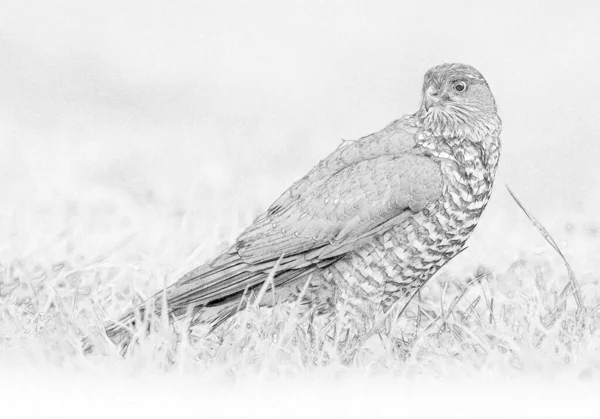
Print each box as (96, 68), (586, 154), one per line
(424, 85), (440, 111)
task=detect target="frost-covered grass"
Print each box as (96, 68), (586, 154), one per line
(1, 189), (600, 383)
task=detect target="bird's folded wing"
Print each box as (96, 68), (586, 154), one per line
(237, 153), (442, 266)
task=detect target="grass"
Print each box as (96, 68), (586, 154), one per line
(1, 188), (599, 382)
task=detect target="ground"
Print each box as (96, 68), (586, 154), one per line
(1, 164), (600, 418)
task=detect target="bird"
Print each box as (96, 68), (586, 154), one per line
(102, 63), (502, 350)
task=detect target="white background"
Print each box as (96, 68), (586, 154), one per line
(1, 1), (598, 216)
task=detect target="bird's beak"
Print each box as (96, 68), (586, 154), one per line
(424, 85), (440, 111)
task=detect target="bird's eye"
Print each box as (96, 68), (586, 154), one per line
(454, 81), (467, 92)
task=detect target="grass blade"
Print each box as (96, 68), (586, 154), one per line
(505, 184), (583, 310)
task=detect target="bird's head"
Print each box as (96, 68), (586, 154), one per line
(417, 63), (500, 141)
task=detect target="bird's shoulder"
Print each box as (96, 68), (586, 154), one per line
(267, 115), (423, 215)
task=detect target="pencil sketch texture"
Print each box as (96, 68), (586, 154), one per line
(105, 63), (502, 348)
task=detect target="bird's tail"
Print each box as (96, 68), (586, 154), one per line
(80, 289), (174, 355)
(81, 312), (139, 355)
(83, 253), (251, 354)
(84, 250), (321, 355)
(103, 310), (144, 353)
